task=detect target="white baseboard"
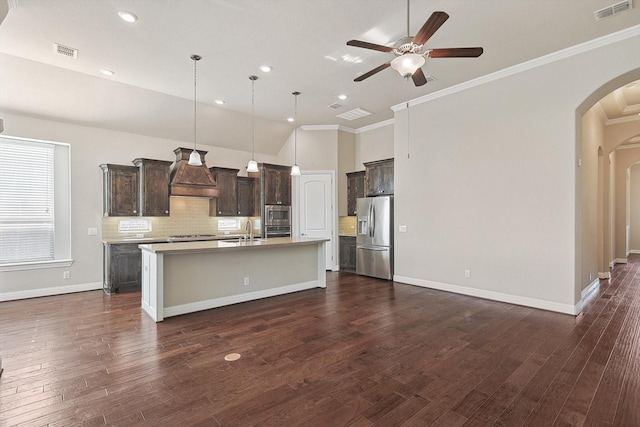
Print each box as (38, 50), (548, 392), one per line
(615, 258), (628, 264)
(629, 250), (640, 254)
(393, 275), (577, 315)
(598, 272), (611, 279)
(163, 280), (323, 319)
(0, 282), (103, 302)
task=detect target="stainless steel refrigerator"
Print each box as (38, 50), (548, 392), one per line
(356, 196), (393, 280)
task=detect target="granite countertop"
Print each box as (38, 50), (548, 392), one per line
(138, 236), (329, 254)
(102, 234), (250, 244)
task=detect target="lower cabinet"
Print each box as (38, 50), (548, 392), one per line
(103, 243), (141, 294)
(339, 236), (357, 272)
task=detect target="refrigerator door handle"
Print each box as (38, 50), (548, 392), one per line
(358, 246), (388, 251)
(368, 203), (373, 237)
(371, 204), (376, 238)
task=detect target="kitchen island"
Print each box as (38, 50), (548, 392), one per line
(139, 237), (328, 322)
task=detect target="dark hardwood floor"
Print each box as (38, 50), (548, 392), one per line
(1, 257), (640, 426)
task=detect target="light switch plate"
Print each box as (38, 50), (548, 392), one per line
(399, 225), (407, 232)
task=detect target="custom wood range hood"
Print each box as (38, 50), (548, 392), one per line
(169, 147), (218, 198)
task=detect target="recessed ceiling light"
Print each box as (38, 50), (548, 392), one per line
(214, 99), (225, 105)
(100, 69), (115, 76)
(259, 65), (272, 73)
(338, 94), (347, 100)
(118, 11), (138, 23)
(287, 117), (294, 122)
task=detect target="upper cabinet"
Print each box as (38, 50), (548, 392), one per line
(209, 167), (240, 216)
(133, 158), (172, 216)
(364, 158), (394, 196)
(100, 164), (139, 216)
(346, 171), (365, 216)
(237, 176), (257, 216)
(261, 163), (291, 206)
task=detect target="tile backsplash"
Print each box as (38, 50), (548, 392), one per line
(101, 197), (259, 239)
(339, 216), (356, 236)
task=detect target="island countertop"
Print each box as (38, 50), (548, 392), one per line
(140, 236), (329, 322)
(138, 236), (329, 254)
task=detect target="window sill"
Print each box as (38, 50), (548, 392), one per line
(0, 259), (74, 272)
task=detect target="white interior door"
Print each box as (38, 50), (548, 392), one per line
(298, 172), (334, 270)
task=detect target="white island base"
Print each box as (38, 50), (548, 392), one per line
(139, 237), (328, 322)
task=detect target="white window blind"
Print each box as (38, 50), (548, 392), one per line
(0, 140), (55, 264)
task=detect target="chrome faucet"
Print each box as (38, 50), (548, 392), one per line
(245, 219), (253, 241)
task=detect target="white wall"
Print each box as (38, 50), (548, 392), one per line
(629, 163), (640, 251)
(393, 30), (640, 314)
(0, 113), (277, 298)
(355, 122), (394, 170)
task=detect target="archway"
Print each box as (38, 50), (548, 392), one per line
(576, 68), (640, 307)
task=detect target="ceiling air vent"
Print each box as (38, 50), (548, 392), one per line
(595, 0), (632, 20)
(54, 43), (78, 59)
(337, 108), (372, 121)
(328, 102), (342, 109)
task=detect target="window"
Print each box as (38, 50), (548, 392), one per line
(0, 136), (72, 269)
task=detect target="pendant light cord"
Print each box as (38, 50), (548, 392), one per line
(294, 92), (298, 165)
(192, 55), (199, 152)
(251, 77), (255, 158)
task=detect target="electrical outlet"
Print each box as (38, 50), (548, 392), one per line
(243, 277), (250, 286)
(464, 269), (470, 278)
(63, 271), (70, 279)
(399, 225), (407, 233)
(88, 227), (98, 236)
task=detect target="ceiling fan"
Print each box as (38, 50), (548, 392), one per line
(346, 2), (483, 86)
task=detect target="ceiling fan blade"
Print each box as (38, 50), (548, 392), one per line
(413, 11), (449, 45)
(428, 47), (484, 58)
(411, 68), (428, 86)
(347, 39), (393, 53)
(354, 62), (391, 82)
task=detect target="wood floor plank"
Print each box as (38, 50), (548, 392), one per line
(2, 264), (640, 425)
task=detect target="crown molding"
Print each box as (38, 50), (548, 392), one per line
(300, 124), (355, 133)
(607, 115), (640, 125)
(355, 119), (394, 134)
(392, 24), (640, 112)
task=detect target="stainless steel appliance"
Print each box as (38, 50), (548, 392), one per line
(264, 205), (291, 237)
(356, 196), (393, 280)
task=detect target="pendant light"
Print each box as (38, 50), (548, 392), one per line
(290, 91), (301, 176)
(188, 54), (202, 166)
(246, 75), (259, 173)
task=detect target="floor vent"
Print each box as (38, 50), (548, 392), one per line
(595, 0), (632, 20)
(54, 43), (78, 59)
(337, 108), (372, 121)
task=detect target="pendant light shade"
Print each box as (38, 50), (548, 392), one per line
(188, 54), (203, 166)
(291, 91), (301, 176)
(247, 75), (259, 173)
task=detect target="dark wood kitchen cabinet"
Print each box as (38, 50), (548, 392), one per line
(103, 243), (141, 293)
(133, 158), (172, 216)
(339, 236), (357, 272)
(364, 158), (394, 196)
(237, 176), (256, 216)
(100, 164), (139, 216)
(346, 171), (365, 216)
(261, 163), (291, 206)
(209, 167), (239, 216)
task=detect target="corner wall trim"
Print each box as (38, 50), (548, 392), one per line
(391, 24), (640, 113)
(0, 282), (102, 302)
(598, 272), (611, 279)
(393, 275), (576, 315)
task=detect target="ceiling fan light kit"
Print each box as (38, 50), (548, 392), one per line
(346, 3), (483, 87)
(391, 53), (426, 78)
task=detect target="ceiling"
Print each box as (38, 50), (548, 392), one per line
(1, 0), (639, 155)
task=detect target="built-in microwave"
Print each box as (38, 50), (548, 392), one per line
(264, 205), (291, 226)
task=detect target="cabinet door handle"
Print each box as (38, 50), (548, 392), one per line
(133, 210), (137, 213)
(165, 210), (169, 214)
